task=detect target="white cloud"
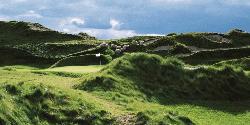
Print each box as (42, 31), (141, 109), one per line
(1, 0), (250, 39)
(60, 18), (164, 39)
(139, 33), (165, 36)
(80, 28), (137, 39)
(59, 17), (85, 27)
(59, 18), (137, 39)
(110, 19), (121, 29)
(18, 10), (43, 19)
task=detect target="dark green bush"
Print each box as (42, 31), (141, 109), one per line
(5, 84), (20, 95)
(170, 43), (192, 54)
(135, 112), (150, 125)
(166, 33), (177, 36)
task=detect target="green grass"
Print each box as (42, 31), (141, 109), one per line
(74, 53), (250, 124)
(78, 53), (250, 101)
(0, 63), (249, 124)
(1, 21), (250, 124)
(44, 65), (104, 73)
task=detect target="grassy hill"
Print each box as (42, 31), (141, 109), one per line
(0, 21), (95, 45)
(0, 21), (250, 125)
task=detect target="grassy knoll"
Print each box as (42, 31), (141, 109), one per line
(77, 53), (250, 101)
(75, 53), (250, 124)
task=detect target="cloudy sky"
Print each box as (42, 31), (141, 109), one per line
(0, 0), (250, 39)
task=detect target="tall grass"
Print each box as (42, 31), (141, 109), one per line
(77, 53), (250, 103)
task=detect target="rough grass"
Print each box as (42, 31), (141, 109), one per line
(0, 83), (114, 125)
(77, 53), (250, 102)
(0, 66), (196, 125)
(214, 57), (250, 70)
(0, 59), (250, 124)
(73, 53), (250, 125)
(181, 47), (250, 64)
(1, 21), (250, 124)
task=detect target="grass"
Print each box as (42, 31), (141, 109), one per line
(78, 53), (250, 101)
(44, 65), (104, 73)
(1, 21), (250, 124)
(0, 53), (250, 124)
(75, 53), (250, 124)
(0, 65), (103, 73)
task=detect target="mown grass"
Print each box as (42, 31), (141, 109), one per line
(44, 65), (104, 73)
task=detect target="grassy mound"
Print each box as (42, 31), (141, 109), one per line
(170, 43), (191, 54)
(0, 78), (195, 125)
(226, 29), (250, 46)
(77, 53), (250, 102)
(174, 33), (232, 49)
(0, 82), (113, 125)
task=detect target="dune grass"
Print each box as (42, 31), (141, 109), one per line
(1, 61), (249, 124)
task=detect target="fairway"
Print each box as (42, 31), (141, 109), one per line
(45, 65), (104, 73)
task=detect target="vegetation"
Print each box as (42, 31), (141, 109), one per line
(182, 47), (250, 64)
(170, 43), (191, 54)
(77, 53), (250, 102)
(0, 21), (250, 125)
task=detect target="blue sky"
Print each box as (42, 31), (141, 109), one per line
(0, 0), (250, 39)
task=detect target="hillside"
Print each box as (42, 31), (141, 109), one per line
(1, 21), (250, 67)
(0, 21), (96, 45)
(0, 21), (250, 125)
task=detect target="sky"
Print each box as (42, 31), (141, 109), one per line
(0, 0), (250, 39)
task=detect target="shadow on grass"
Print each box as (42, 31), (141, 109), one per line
(158, 99), (250, 115)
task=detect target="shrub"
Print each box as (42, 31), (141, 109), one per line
(5, 84), (20, 95)
(135, 112), (150, 125)
(170, 43), (191, 54)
